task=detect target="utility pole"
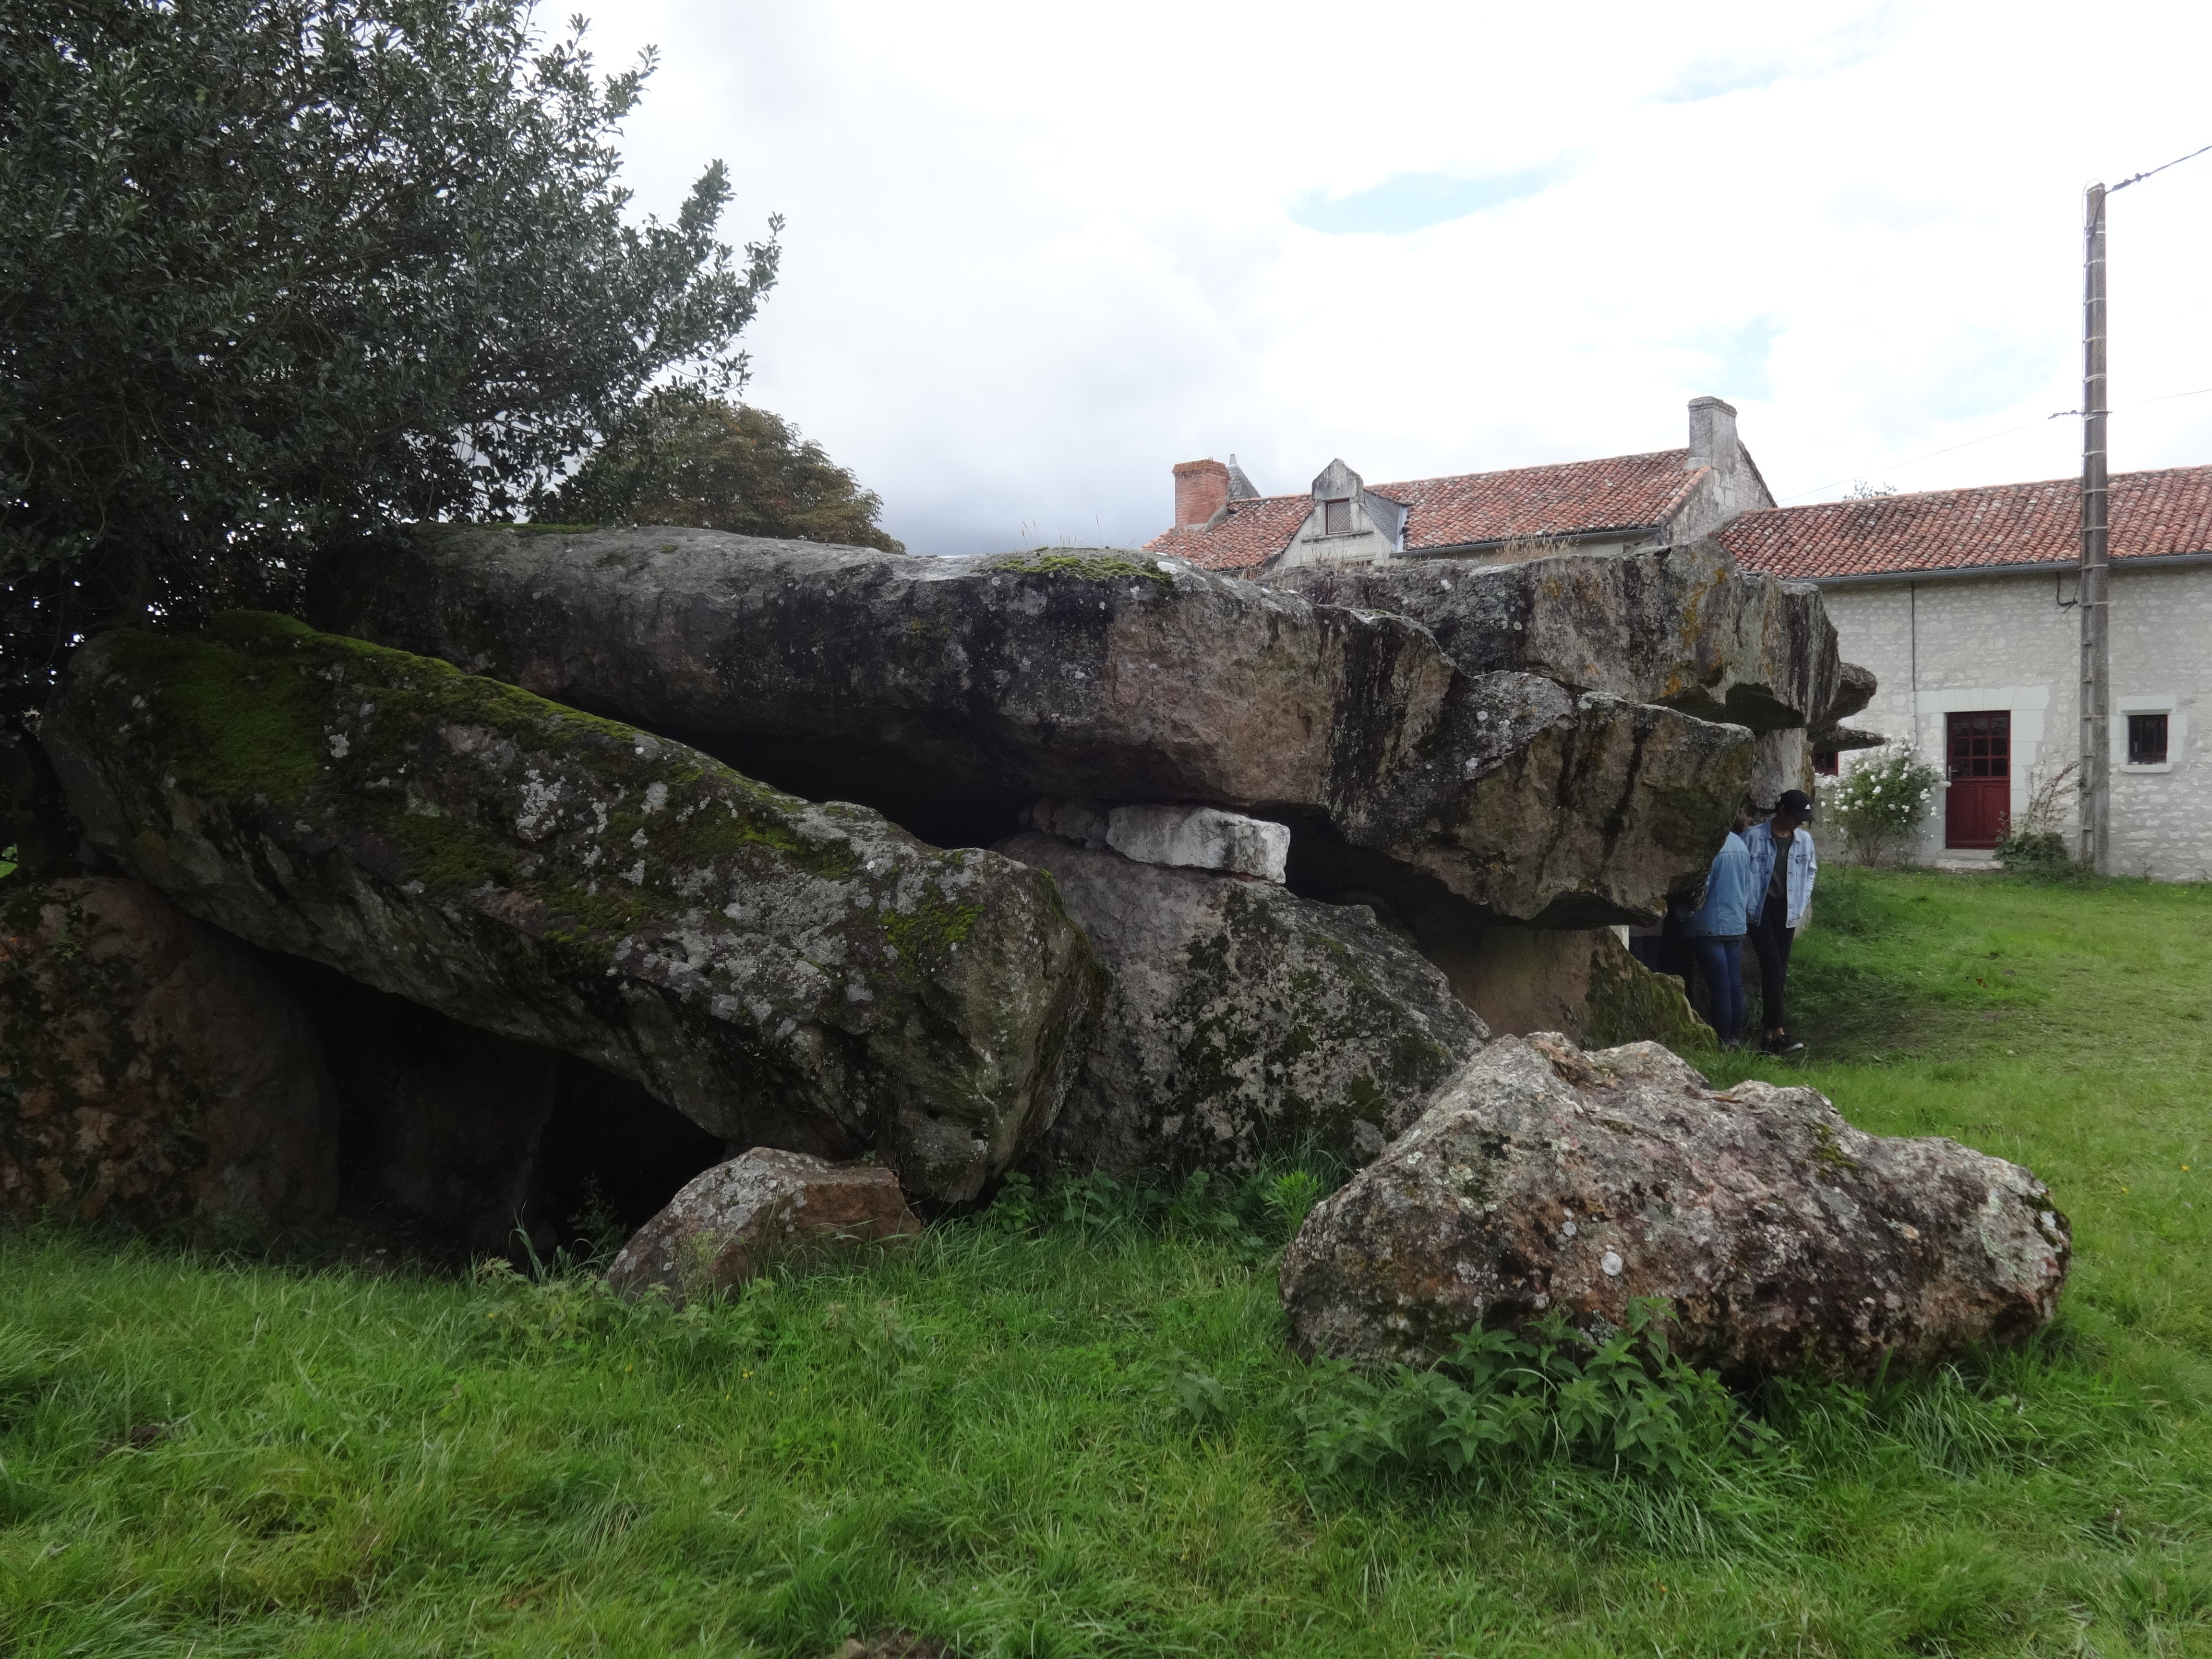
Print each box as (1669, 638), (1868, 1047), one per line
(2079, 183), (2111, 875)
(2075, 141), (2209, 874)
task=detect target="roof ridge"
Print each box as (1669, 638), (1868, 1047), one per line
(1747, 460), (2212, 517)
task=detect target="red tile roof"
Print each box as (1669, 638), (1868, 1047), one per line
(1718, 466), (2212, 581)
(1146, 450), (1710, 572)
(1148, 494), (1310, 572)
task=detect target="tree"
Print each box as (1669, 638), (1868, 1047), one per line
(0, 0), (780, 725)
(541, 389), (904, 553)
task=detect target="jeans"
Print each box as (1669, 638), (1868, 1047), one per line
(1750, 894), (1795, 1033)
(1689, 937), (1744, 1046)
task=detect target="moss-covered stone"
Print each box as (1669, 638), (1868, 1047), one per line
(1583, 928), (1717, 1055)
(1002, 833), (1487, 1179)
(984, 551), (1174, 587)
(43, 617), (1103, 1202)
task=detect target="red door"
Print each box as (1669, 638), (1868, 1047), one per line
(1946, 710), (2010, 848)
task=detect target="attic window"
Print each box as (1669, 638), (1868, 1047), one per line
(1322, 497), (1353, 535)
(2128, 712), (2169, 766)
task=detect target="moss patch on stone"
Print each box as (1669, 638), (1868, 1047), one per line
(1584, 931), (1717, 1055)
(986, 553), (1173, 589)
(90, 613), (897, 954)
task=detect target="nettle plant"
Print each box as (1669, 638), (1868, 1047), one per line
(1823, 746), (1942, 866)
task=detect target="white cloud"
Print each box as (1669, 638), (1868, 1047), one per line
(575, 0), (2212, 552)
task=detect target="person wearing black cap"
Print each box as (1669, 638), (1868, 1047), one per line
(1743, 788), (1819, 1055)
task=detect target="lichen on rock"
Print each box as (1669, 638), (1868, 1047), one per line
(1002, 832), (1486, 1178)
(1280, 1034), (2071, 1380)
(42, 613), (1104, 1202)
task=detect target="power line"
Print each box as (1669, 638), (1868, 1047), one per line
(1778, 385), (2212, 504)
(2110, 141), (2212, 193)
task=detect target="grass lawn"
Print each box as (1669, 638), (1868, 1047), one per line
(3, 867), (2211, 1657)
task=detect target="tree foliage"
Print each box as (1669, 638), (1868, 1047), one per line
(0, 0), (780, 722)
(541, 389), (904, 553)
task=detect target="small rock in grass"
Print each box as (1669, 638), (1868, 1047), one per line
(1280, 1033), (2070, 1379)
(607, 1148), (922, 1304)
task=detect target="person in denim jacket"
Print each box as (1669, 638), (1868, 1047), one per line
(1742, 789), (1819, 1055)
(1683, 813), (1752, 1048)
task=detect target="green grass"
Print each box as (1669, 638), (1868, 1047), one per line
(4, 868), (2212, 1656)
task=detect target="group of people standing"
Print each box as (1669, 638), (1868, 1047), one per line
(1678, 789), (1819, 1055)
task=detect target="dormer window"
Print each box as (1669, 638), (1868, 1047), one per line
(1322, 497), (1353, 535)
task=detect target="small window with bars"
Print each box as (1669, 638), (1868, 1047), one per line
(1322, 497), (1353, 536)
(2128, 711), (2170, 766)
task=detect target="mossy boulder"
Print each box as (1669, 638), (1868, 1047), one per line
(41, 614), (1103, 1202)
(1001, 832), (1486, 1178)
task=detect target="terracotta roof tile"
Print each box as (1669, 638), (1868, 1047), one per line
(1717, 466), (2212, 581)
(1145, 450), (1708, 572)
(1147, 493), (1310, 572)
(1385, 450), (1706, 552)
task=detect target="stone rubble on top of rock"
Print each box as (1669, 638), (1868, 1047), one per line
(40, 612), (1102, 1203)
(605, 1146), (921, 1305)
(309, 525), (1762, 927)
(1000, 831), (1487, 1179)
(1280, 1034), (2069, 1379)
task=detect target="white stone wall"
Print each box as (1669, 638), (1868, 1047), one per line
(1818, 565), (2212, 880)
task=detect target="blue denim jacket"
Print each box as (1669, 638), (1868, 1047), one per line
(1684, 832), (1752, 938)
(1743, 823), (1818, 929)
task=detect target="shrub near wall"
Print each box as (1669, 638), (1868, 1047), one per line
(1821, 746), (1941, 866)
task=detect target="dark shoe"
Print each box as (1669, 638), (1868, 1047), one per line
(1765, 1034), (1806, 1056)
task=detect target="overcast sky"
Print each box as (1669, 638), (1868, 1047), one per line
(571, 0), (2212, 556)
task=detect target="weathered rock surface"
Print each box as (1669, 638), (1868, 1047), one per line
(1820, 660), (1879, 731)
(1101, 803), (1290, 883)
(1296, 671), (1755, 927)
(606, 1147), (921, 1303)
(310, 527), (1753, 926)
(1435, 925), (1713, 1051)
(1002, 832), (1487, 1178)
(311, 527), (1453, 845)
(1267, 540), (1843, 734)
(1281, 1034), (2069, 1379)
(0, 877), (339, 1232)
(41, 614), (1102, 1202)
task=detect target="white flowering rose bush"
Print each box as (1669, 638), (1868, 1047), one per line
(1821, 746), (1942, 866)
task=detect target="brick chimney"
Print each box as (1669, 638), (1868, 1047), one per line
(1686, 397), (1739, 470)
(1173, 458), (1231, 528)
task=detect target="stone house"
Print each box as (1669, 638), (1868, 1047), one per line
(1717, 467), (2212, 880)
(1148, 397), (1774, 575)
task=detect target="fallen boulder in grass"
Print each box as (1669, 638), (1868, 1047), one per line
(41, 613), (1104, 1202)
(1280, 1034), (2070, 1379)
(606, 1147), (921, 1303)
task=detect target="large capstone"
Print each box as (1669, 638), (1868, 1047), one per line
(41, 614), (1103, 1202)
(1001, 831), (1486, 1178)
(308, 527), (1753, 926)
(1280, 1034), (2069, 1379)
(0, 877), (339, 1233)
